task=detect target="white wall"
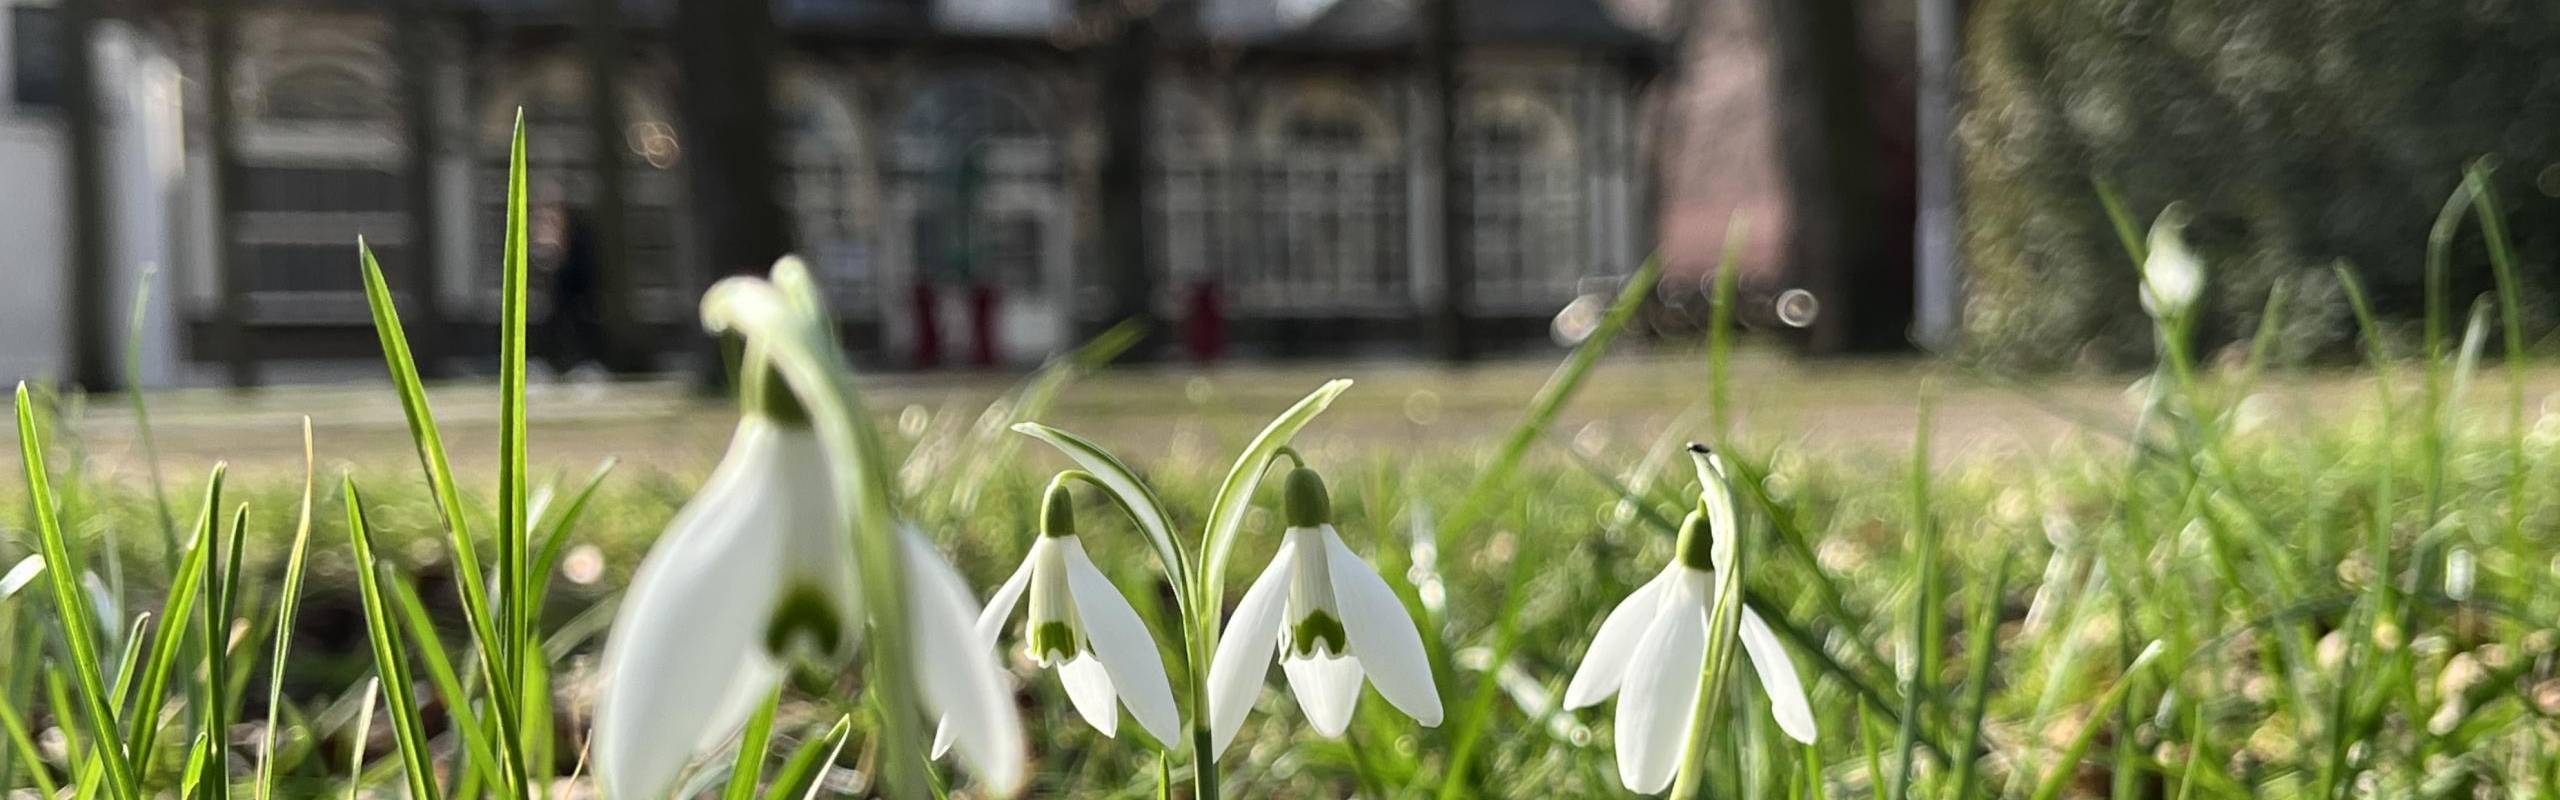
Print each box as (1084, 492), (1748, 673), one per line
(100, 22), (184, 388)
(0, 8), (183, 390)
(0, 3), (71, 389)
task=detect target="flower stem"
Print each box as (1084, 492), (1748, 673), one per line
(1671, 518), (1751, 797)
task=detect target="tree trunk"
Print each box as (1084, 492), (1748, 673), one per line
(1092, 8), (1159, 354)
(674, 0), (787, 385)
(1761, 0), (1887, 353)
(582, 0), (643, 371)
(62, 0), (111, 390)
(205, 0), (256, 387)
(396, 0), (448, 377)
(1426, 0), (1471, 362)
(1638, 0), (1707, 266)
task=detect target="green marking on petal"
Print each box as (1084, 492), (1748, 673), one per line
(764, 585), (843, 658)
(1287, 611), (1349, 659)
(1030, 620), (1081, 665)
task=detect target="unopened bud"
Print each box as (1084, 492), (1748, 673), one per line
(1284, 467), (1332, 528)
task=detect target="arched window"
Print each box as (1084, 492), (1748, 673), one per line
(258, 63), (389, 124)
(475, 57), (682, 320)
(1152, 83), (1229, 302)
(893, 74), (1057, 294)
(229, 51), (401, 322)
(777, 68), (876, 314)
(1463, 87), (1585, 310)
(1246, 81), (1406, 313)
(898, 74), (1044, 149)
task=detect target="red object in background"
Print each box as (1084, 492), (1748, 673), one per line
(911, 282), (941, 369)
(969, 282), (999, 368)
(1185, 279), (1225, 363)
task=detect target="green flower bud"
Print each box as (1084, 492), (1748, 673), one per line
(1284, 466), (1332, 528)
(1673, 506), (1715, 571)
(1040, 480), (1077, 538)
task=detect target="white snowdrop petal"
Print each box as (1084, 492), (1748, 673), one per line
(2141, 206), (2203, 318)
(901, 529), (1027, 794)
(1615, 579), (1708, 795)
(1280, 654), (1366, 737)
(934, 553), (1033, 760)
(1058, 655), (1122, 738)
(1320, 527), (1442, 726)
(1063, 540), (1184, 745)
(1208, 539), (1299, 755)
(594, 420), (797, 800)
(977, 554), (1037, 647)
(1563, 568), (1675, 710)
(1741, 606), (1819, 745)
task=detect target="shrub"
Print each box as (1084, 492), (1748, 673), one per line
(1958, 0), (2560, 368)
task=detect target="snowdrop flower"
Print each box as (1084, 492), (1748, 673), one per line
(2140, 203), (2203, 321)
(1208, 466), (1441, 755)
(1563, 446), (1814, 794)
(937, 480), (1181, 753)
(594, 378), (1023, 799)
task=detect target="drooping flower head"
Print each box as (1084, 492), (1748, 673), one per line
(2141, 203), (2204, 322)
(936, 477), (1182, 755)
(1563, 444), (1815, 794)
(593, 266), (1023, 798)
(1208, 465), (1442, 755)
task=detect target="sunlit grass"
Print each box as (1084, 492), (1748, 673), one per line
(5, 143), (2560, 799)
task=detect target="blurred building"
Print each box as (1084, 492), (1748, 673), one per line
(0, 0), (1666, 385)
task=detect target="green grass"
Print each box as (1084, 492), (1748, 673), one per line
(8, 366), (2560, 797)
(9, 152), (2560, 798)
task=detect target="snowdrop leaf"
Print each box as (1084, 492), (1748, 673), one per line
(1012, 423), (1188, 592)
(1202, 380), (1351, 607)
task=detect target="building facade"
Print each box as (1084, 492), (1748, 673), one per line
(3, 0), (1661, 384)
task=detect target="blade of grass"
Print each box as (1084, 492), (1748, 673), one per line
(948, 320), (1142, 510)
(2092, 175), (2148, 265)
(1707, 222), (1742, 439)
(528, 457), (618, 606)
(384, 570), (506, 786)
(126, 464), (222, 765)
(0, 681), (58, 797)
(2026, 642), (2168, 800)
(14, 382), (139, 800)
(357, 237), (523, 787)
(119, 266), (181, 567)
(343, 478), (444, 800)
(1439, 254), (1661, 542)
(1891, 396), (1942, 800)
(723, 691), (783, 800)
(2461, 160), (2529, 545)
(346, 677), (380, 800)
(257, 419), (318, 800)
(495, 106), (537, 793)
(199, 503), (250, 800)
(1433, 536), (1540, 800)
(1947, 554), (2012, 799)
(761, 714), (855, 800)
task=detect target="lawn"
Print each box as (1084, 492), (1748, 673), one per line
(5, 135), (2558, 799)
